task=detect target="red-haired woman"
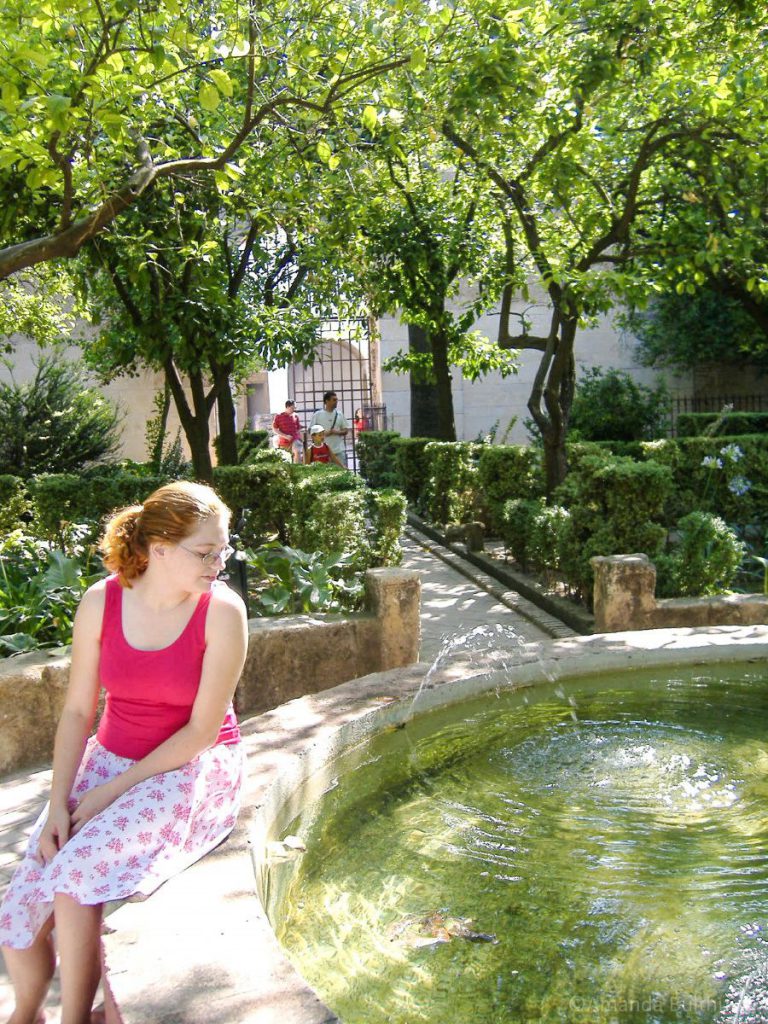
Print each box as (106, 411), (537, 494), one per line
(0, 481), (248, 1024)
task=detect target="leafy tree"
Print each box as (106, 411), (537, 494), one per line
(435, 0), (763, 493)
(356, 140), (516, 440)
(625, 288), (768, 372)
(0, 0), (417, 280)
(0, 355), (121, 477)
(78, 168), (339, 480)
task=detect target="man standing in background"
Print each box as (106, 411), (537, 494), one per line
(311, 391), (349, 467)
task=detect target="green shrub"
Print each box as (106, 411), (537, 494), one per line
(528, 503), (571, 574)
(0, 356), (121, 478)
(392, 437), (433, 513)
(676, 411), (768, 437)
(642, 434), (768, 529)
(554, 454), (673, 602)
(656, 511), (745, 597)
(0, 475), (30, 533)
(501, 497), (544, 571)
(29, 471), (168, 542)
(289, 487), (371, 572)
(213, 461), (294, 547)
(569, 367), (669, 442)
(356, 430), (401, 489)
(367, 488), (407, 566)
(476, 445), (542, 534)
(423, 441), (479, 526)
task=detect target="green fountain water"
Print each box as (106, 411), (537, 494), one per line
(275, 665), (768, 1023)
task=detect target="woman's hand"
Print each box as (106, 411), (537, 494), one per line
(36, 803), (72, 864)
(70, 781), (119, 835)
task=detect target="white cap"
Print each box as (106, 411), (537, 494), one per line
(310, 424), (324, 435)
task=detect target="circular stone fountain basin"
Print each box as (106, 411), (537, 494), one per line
(257, 628), (768, 1024)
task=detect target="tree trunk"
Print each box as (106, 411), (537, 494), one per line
(163, 360), (215, 482)
(527, 313), (577, 497)
(408, 324), (442, 437)
(211, 359), (238, 465)
(431, 328), (457, 441)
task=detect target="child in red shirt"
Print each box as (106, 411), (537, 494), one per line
(306, 425), (343, 466)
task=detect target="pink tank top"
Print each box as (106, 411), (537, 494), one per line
(96, 576), (240, 760)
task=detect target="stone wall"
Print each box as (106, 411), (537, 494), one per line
(0, 568), (421, 777)
(591, 554), (768, 632)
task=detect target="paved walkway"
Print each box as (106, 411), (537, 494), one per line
(0, 536), (555, 1019)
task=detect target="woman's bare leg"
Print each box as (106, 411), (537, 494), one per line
(2, 917), (55, 1024)
(54, 894), (102, 1024)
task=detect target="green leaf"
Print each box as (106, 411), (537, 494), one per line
(410, 48), (427, 73)
(316, 139), (332, 163)
(209, 69), (234, 98)
(362, 105), (378, 132)
(199, 82), (220, 111)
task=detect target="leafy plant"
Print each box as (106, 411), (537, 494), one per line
(0, 529), (106, 656)
(656, 512), (745, 597)
(245, 543), (363, 616)
(569, 367), (670, 443)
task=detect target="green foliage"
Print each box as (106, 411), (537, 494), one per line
(527, 504), (572, 576)
(245, 543), (363, 616)
(0, 356), (121, 478)
(656, 512), (745, 597)
(289, 484), (371, 575)
(392, 437), (433, 514)
(553, 455), (673, 603)
(0, 475), (30, 533)
(213, 429), (270, 466)
(641, 435), (768, 529)
(28, 470), (168, 543)
(0, 529), (106, 655)
(569, 368), (670, 442)
(627, 288), (768, 372)
(500, 498), (544, 571)
(423, 441), (479, 527)
(677, 412), (768, 437)
(212, 461), (294, 548)
(367, 488), (407, 567)
(356, 430), (401, 489)
(476, 445), (543, 534)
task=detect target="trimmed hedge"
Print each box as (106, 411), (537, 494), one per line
(392, 437), (432, 513)
(212, 428), (270, 465)
(367, 488), (408, 567)
(553, 454), (673, 603)
(476, 445), (542, 533)
(424, 441), (480, 526)
(677, 411), (768, 437)
(356, 430), (401, 489)
(29, 471), (169, 540)
(212, 461), (294, 546)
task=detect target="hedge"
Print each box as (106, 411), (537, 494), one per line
(423, 441), (480, 526)
(392, 436), (433, 513)
(677, 411), (768, 437)
(212, 461), (294, 546)
(476, 445), (542, 533)
(212, 428), (270, 465)
(356, 430), (401, 489)
(367, 488), (408, 566)
(29, 471), (169, 540)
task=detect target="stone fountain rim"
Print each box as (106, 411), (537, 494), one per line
(103, 624), (768, 1024)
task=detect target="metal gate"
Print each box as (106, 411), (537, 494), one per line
(288, 316), (387, 471)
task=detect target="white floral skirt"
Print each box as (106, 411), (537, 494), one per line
(0, 736), (244, 950)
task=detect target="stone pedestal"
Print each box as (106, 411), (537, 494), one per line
(591, 554), (658, 632)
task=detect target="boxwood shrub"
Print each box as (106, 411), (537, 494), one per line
(356, 430), (401, 489)
(392, 437), (433, 514)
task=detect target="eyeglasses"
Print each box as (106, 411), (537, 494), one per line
(177, 544), (234, 567)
